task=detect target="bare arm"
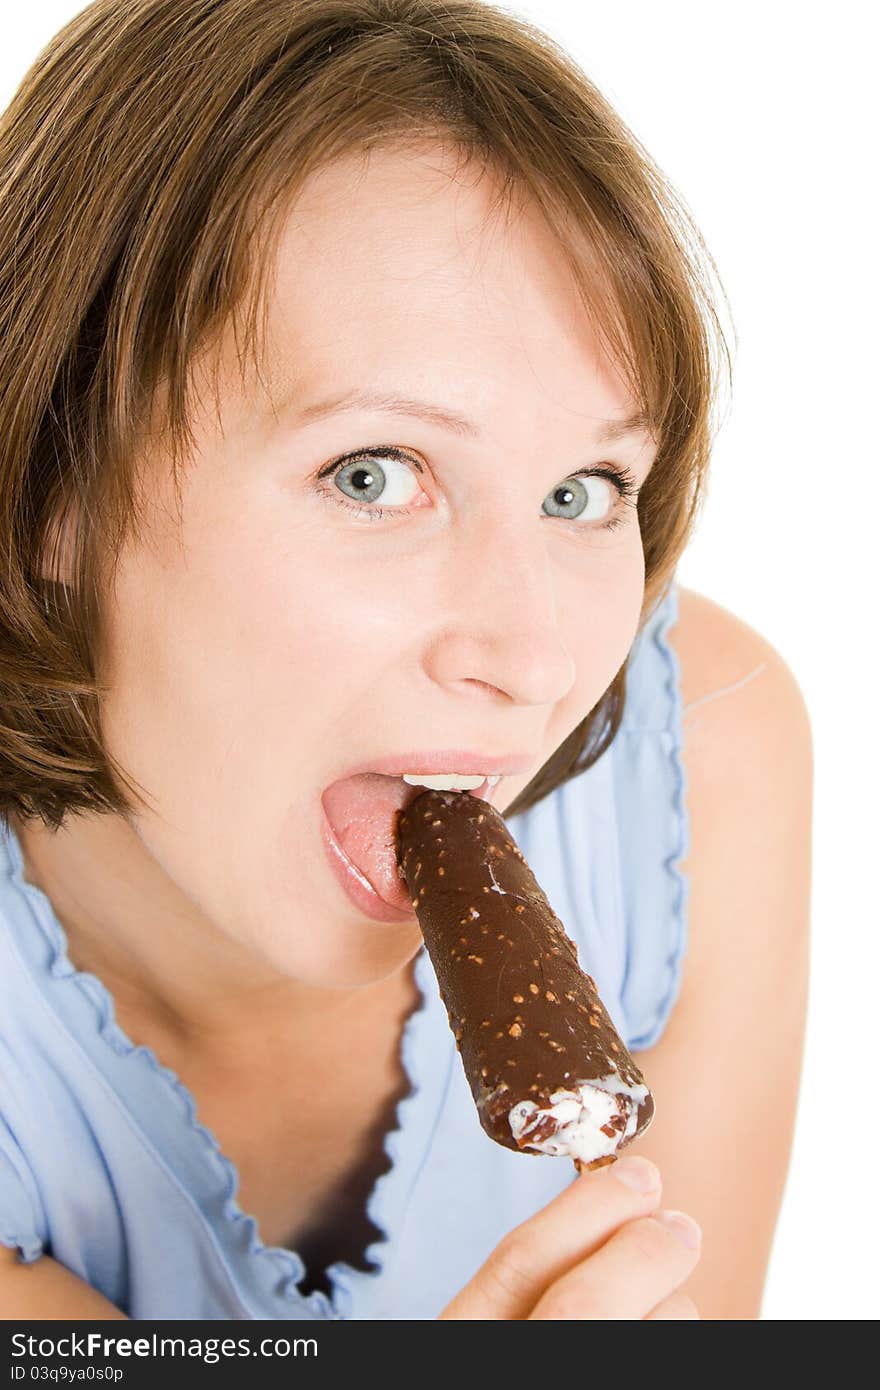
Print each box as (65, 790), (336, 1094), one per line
(631, 588), (813, 1319)
(0, 1245), (128, 1319)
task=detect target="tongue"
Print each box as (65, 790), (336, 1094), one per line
(322, 773), (415, 911)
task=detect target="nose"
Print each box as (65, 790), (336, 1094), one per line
(423, 517), (577, 707)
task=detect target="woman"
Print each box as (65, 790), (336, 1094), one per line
(0, 0), (811, 1320)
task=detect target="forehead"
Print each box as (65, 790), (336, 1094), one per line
(254, 141), (642, 433)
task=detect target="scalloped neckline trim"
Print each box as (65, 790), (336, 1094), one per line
(0, 818), (452, 1319)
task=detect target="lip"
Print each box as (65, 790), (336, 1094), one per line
(328, 749), (537, 780)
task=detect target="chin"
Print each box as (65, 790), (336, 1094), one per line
(257, 913), (424, 991)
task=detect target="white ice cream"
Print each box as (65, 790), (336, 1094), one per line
(507, 1073), (650, 1164)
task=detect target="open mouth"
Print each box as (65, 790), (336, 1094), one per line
(321, 772), (497, 911)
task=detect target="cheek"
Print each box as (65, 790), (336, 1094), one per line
(497, 578), (644, 819)
(519, 545), (644, 796)
(561, 528), (645, 686)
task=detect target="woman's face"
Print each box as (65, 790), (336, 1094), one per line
(98, 140), (657, 991)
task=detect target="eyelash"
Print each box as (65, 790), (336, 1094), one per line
(315, 445), (640, 533)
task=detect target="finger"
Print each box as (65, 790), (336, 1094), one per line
(438, 1155), (662, 1320)
(529, 1209), (702, 1321)
(645, 1290), (700, 1320)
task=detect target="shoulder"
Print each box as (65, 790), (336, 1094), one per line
(666, 583), (813, 934)
(670, 584), (812, 751)
(656, 585), (814, 1054)
(667, 589), (814, 922)
(629, 584), (813, 1315)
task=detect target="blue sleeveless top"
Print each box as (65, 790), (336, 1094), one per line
(0, 580), (689, 1321)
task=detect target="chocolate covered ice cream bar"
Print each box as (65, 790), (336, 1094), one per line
(395, 789), (654, 1171)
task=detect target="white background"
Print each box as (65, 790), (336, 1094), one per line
(2, 2), (876, 1320)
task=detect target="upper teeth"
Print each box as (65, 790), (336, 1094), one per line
(402, 773), (501, 791)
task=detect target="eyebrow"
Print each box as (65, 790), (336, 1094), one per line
(293, 388), (652, 444)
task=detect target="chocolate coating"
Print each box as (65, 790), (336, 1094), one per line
(395, 788), (654, 1158)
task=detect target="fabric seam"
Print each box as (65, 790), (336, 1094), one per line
(639, 581), (691, 1048)
(621, 580), (691, 1051)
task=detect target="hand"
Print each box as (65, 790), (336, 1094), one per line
(439, 1155), (701, 1319)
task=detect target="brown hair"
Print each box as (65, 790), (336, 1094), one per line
(0, 0), (733, 831)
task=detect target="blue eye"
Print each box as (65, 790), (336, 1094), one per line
(316, 446), (640, 532)
(328, 448), (421, 512)
(544, 474), (615, 525)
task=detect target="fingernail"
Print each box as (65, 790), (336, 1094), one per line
(654, 1209), (702, 1250)
(610, 1155), (660, 1194)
